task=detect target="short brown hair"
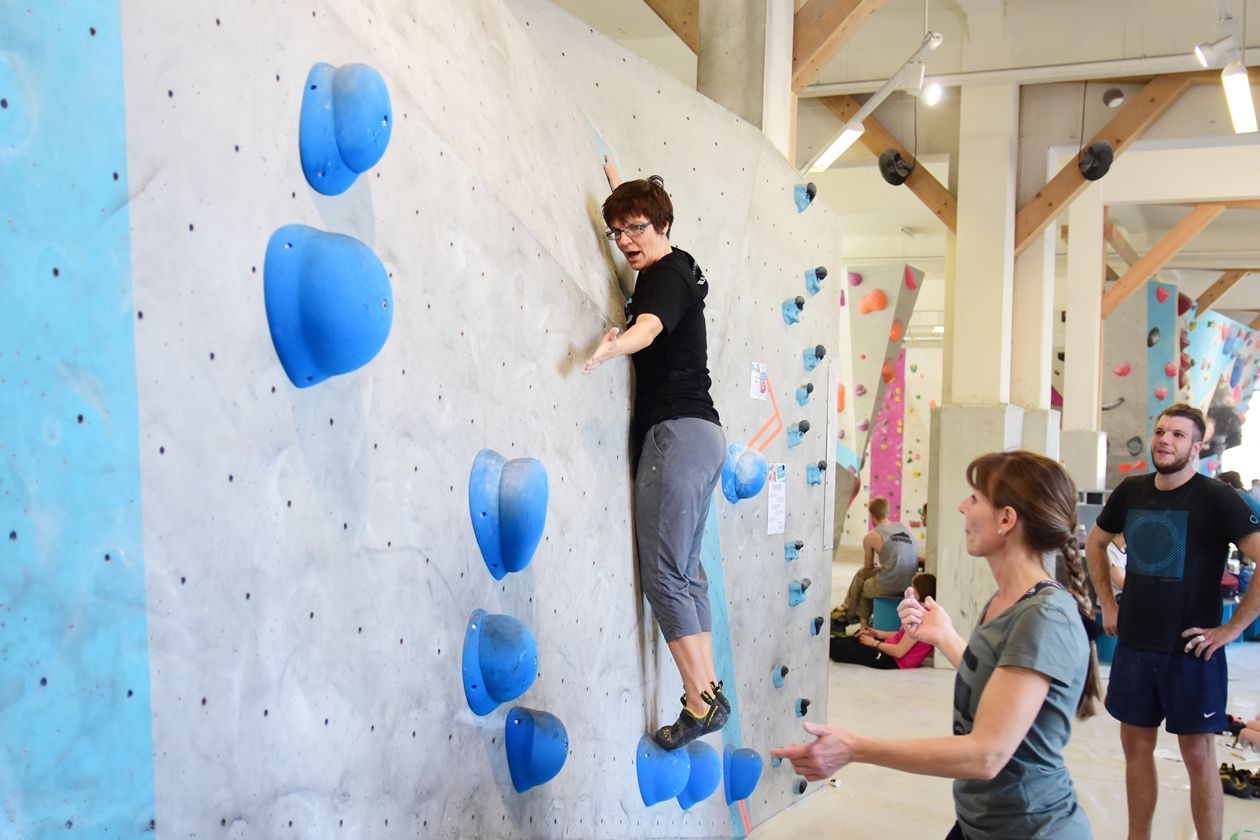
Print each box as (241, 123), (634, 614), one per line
(602, 176), (674, 236)
(1156, 402), (1207, 442)
(868, 497), (890, 520)
(911, 573), (936, 602)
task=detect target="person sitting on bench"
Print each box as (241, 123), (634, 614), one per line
(836, 497), (919, 631)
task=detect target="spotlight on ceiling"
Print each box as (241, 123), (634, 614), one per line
(1102, 87), (1125, 108)
(1222, 62), (1258, 133)
(878, 149), (914, 186)
(903, 62), (943, 106)
(1078, 141), (1114, 181)
(1195, 34), (1237, 68)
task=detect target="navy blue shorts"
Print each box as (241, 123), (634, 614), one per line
(1104, 640), (1228, 734)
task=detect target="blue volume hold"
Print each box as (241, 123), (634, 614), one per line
(462, 609), (538, 716)
(636, 735), (691, 807)
(505, 707), (569, 792)
(724, 744), (764, 804)
(721, 442), (769, 504)
(677, 741), (722, 810)
(469, 450), (549, 580)
(263, 225), (393, 388)
(300, 62), (392, 196)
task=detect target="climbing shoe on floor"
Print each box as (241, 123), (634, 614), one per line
(1221, 763), (1255, 799)
(654, 689), (729, 751)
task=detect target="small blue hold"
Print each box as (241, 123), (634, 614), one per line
(637, 735), (691, 807)
(806, 460), (827, 485)
(264, 225), (393, 388)
(796, 698), (811, 718)
(810, 616), (825, 636)
(788, 579), (810, 607)
(300, 62), (392, 196)
(771, 755), (782, 768)
(794, 182), (817, 213)
(784, 540), (803, 561)
(782, 296), (804, 325)
(803, 344), (826, 372)
(469, 450), (548, 580)
(805, 266), (827, 296)
(724, 744), (764, 804)
(462, 609), (538, 716)
(794, 777), (807, 795)
(505, 707), (568, 792)
(787, 420), (810, 449)
(772, 665), (789, 689)
(677, 741), (722, 810)
(722, 442), (768, 504)
(796, 383), (813, 406)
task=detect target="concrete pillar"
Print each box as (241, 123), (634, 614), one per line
(697, 0), (793, 158)
(928, 82), (1023, 654)
(1061, 181), (1108, 491)
(1011, 225), (1059, 456)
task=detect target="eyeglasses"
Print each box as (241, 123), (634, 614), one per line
(605, 222), (652, 241)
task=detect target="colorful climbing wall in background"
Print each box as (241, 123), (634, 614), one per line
(869, 350), (906, 520)
(1184, 306), (1260, 474)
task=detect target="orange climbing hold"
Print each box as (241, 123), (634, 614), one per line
(858, 289), (887, 315)
(836, 383), (845, 413)
(881, 358), (896, 383)
(889, 320), (904, 342)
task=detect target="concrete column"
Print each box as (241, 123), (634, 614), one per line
(1011, 225), (1059, 455)
(1061, 180), (1108, 491)
(927, 82), (1023, 661)
(697, 0), (793, 158)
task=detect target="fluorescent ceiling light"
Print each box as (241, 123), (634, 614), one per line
(931, 326), (945, 333)
(1222, 62), (1257, 133)
(810, 125), (865, 172)
(1195, 34), (1237, 67)
(922, 83), (943, 106)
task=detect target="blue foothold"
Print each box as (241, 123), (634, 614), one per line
(724, 744), (764, 804)
(805, 267), (826, 296)
(784, 540), (802, 561)
(811, 616), (825, 636)
(796, 698), (811, 717)
(677, 741), (722, 810)
(788, 579), (810, 607)
(794, 182), (817, 213)
(722, 442), (768, 504)
(637, 735), (691, 807)
(796, 384), (813, 406)
(461, 609), (538, 716)
(299, 62), (392, 195)
(263, 225), (393, 388)
(772, 665), (788, 689)
(803, 344), (826, 371)
(771, 755), (782, 768)
(782, 297), (804, 325)
(787, 421), (809, 449)
(469, 450), (548, 580)
(505, 707), (568, 792)
(806, 461), (826, 485)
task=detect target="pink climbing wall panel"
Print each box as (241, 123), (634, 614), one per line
(868, 349), (906, 521)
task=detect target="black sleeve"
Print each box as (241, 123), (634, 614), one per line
(633, 261), (692, 333)
(1095, 479), (1130, 535)
(1218, 483), (1260, 544)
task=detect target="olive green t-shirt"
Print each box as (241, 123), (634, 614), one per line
(952, 585), (1093, 840)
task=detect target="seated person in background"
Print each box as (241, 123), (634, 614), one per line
(836, 497), (920, 630)
(1222, 470), (1260, 519)
(1107, 532), (1126, 600)
(830, 574), (936, 670)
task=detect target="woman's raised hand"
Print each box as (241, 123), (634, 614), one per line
(897, 586), (924, 634)
(583, 328), (620, 375)
(603, 155), (622, 190)
(902, 595), (952, 647)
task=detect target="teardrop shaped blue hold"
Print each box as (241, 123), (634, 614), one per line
(724, 744), (764, 804)
(636, 735), (691, 807)
(505, 707), (569, 792)
(676, 741), (721, 810)
(461, 609), (538, 716)
(299, 62), (392, 196)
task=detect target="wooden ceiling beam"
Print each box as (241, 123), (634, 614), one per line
(792, 0), (887, 94)
(820, 95), (957, 232)
(1105, 224), (1142, 269)
(1194, 269), (1251, 313)
(1167, 199), (1260, 211)
(1251, 312), (1260, 330)
(1013, 73), (1197, 258)
(643, 0), (699, 54)
(1101, 204), (1225, 318)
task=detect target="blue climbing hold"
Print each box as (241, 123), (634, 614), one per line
(469, 449), (549, 580)
(721, 442), (768, 504)
(782, 296), (805, 325)
(805, 266), (827, 296)
(784, 540), (803, 561)
(810, 616), (825, 636)
(772, 665), (789, 689)
(788, 578), (811, 607)
(263, 225), (393, 388)
(505, 707), (568, 792)
(796, 383), (814, 406)
(300, 62), (392, 196)
(794, 182), (817, 213)
(787, 420), (810, 448)
(796, 698), (811, 717)
(724, 744), (764, 804)
(771, 755), (782, 768)
(462, 609), (538, 716)
(803, 344), (826, 372)
(807, 460), (827, 485)
(636, 735), (691, 807)
(677, 741), (722, 810)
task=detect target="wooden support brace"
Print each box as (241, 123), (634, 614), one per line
(1101, 204), (1225, 318)
(643, 0), (699, 53)
(820, 95), (957, 232)
(1251, 312), (1260, 330)
(792, 0), (887, 93)
(1013, 73), (1197, 258)
(1105, 224), (1142, 269)
(1195, 269), (1250, 313)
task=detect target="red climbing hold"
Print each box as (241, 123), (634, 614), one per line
(904, 266), (918, 290)
(1164, 362), (1176, 378)
(1113, 362), (1131, 377)
(1155, 287), (1170, 304)
(1154, 386), (1169, 400)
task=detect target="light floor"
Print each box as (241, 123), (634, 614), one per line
(749, 549), (1260, 840)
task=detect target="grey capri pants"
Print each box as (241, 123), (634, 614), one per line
(635, 417), (727, 642)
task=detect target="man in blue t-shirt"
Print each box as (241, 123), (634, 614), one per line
(1086, 403), (1260, 840)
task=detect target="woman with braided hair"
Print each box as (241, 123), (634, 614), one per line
(773, 450), (1100, 840)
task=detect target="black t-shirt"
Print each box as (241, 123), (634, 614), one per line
(625, 247), (720, 451)
(1096, 472), (1260, 652)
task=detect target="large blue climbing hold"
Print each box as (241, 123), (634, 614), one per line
(676, 741), (722, 810)
(636, 735), (691, 807)
(724, 744), (764, 804)
(300, 62), (392, 196)
(505, 707), (569, 792)
(469, 450), (548, 580)
(722, 442), (768, 504)
(794, 182), (817, 212)
(462, 609), (538, 716)
(264, 225), (393, 388)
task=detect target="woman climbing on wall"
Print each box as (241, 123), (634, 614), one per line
(583, 158), (729, 750)
(773, 450), (1101, 839)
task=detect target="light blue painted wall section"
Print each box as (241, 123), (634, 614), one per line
(0, 1), (155, 835)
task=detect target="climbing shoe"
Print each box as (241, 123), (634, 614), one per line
(1221, 763), (1255, 799)
(654, 689), (729, 751)
(677, 681), (732, 715)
